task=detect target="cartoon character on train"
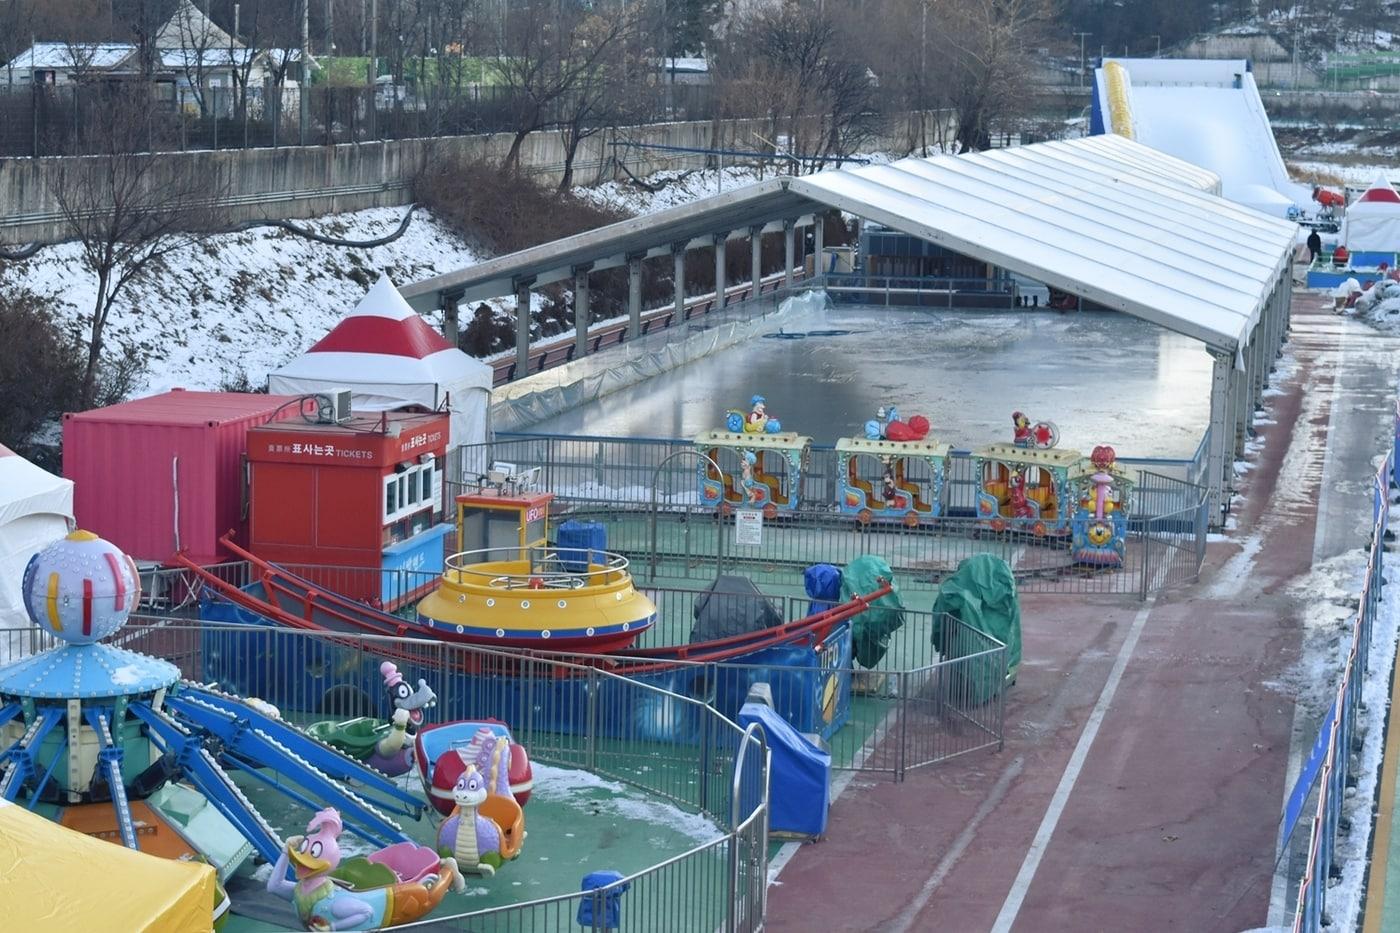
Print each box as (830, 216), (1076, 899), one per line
(696, 394), (810, 517)
(974, 412), (1080, 536)
(1069, 445), (1134, 567)
(835, 405), (949, 526)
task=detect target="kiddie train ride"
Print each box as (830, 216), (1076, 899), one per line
(696, 394), (812, 517)
(0, 531), (529, 931)
(690, 399), (1136, 568)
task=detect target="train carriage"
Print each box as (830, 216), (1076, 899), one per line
(695, 430), (812, 517)
(973, 443), (1083, 536)
(834, 436), (950, 526)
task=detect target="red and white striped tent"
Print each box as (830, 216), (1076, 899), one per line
(1343, 174), (1400, 253)
(269, 274), (492, 447)
(0, 444), (73, 632)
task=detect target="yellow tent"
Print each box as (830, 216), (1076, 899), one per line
(0, 798), (216, 932)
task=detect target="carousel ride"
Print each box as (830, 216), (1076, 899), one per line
(0, 531), (531, 931)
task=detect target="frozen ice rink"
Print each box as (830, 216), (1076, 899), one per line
(524, 304), (1213, 459)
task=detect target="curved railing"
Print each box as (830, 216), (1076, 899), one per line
(68, 618), (772, 932)
(442, 546), (631, 590)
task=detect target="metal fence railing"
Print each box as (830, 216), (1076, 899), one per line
(457, 432), (1210, 516)
(38, 618), (772, 932)
(0, 81), (733, 157)
(1287, 419), (1393, 930)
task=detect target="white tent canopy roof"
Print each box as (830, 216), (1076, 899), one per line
(405, 135), (1296, 357)
(1342, 174), (1400, 253)
(269, 275), (493, 445)
(0, 445), (74, 631)
(789, 136), (1297, 354)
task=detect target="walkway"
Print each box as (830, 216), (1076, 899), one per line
(764, 291), (1400, 931)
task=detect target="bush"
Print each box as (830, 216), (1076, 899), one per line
(416, 157), (630, 256)
(0, 288), (84, 459)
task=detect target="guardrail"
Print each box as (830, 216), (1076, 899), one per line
(484, 271), (798, 387)
(1289, 414), (1394, 930)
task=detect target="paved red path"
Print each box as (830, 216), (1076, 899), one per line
(765, 293), (1363, 931)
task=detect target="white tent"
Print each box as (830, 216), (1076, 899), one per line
(269, 275), (493, 448)
(0, 445), (74, 632)
(1343, 175), (1400, 254)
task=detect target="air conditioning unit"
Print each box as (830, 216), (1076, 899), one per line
(313, 389), (353, 424)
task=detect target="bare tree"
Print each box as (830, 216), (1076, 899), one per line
(47, 89), (230, 408)
(714, 2), (877, 170)
(556, 6), (644, 189)
(50, 0), (115, 85)
(492, 0), (636, 174)
(169, 0), (238, 116)
(112, 0), (178, 78)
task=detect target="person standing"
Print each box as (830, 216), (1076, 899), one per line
(1306, 229), (1322, 263)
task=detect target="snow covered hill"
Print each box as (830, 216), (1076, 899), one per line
(2, 207), (481, 396)
(0, 161), (826, 402)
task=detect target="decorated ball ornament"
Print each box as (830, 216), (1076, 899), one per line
(21, 530), (141, 644)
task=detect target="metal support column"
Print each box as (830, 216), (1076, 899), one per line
(1206, 351), (1233, 525)
(1231, 353), (1249, 454)
(713, 234), (727, 310)
(573, 265), (591, 359)
(813, 211), (825, 276)
(783, 220), (796, 287)
(627, 256), (643, 341)
(750, 225), (763, 298)
(514, 279), (532, 380)
(440, 289), (462, 346)
(672, 242), (687, 322)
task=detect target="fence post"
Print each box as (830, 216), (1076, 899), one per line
(897, 669), (909, 781)
(1139, 520), (1152, 600)
(586, 668), (599, 771)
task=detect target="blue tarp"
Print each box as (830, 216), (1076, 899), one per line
(738, 702), (830, 837)
(804, 564), (842, 616)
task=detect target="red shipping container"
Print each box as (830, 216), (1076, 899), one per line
(62, 390), (305, 565)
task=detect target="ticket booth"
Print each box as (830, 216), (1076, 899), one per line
(246, 411), (452, 608)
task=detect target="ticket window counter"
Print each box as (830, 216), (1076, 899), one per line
(383, 455), (443, 548)
(455, 493), (554, 563)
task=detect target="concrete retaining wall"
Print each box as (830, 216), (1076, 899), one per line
(0, 112), (943, 245)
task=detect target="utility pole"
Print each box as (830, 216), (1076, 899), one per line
(368, 0), (377, 137)
(300, 0), (309, 144)
(1074, 32), (1091, 87)
(1153, 35), (1161, 57)
(327, 0), (334, 56)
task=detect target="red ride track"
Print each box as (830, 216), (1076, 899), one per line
(175, 536), (890, 678)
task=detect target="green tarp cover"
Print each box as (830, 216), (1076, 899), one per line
(841, 555), (906, 668)
(931, 555), (1021, 701)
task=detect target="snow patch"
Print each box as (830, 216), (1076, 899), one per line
(528, 763), (722, 844)
(109, 664), (145, 686)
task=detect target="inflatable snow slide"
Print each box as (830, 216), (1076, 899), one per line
(1091, 58), (1310, 218)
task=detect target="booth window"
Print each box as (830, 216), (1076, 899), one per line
(383, 460), (441, 525)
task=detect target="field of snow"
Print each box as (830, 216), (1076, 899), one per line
(0, 156), (905, 408)
(1, 207), (483, 396)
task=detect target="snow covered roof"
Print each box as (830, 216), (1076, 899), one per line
(155, 0), (241, 50)
(405, 135), (1296, 355)
(158, 48), (258, 70)
(5, 42), (136, 71)
(269, 275), (493, 445)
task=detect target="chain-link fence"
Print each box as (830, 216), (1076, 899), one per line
(0, 81), (726, 157)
